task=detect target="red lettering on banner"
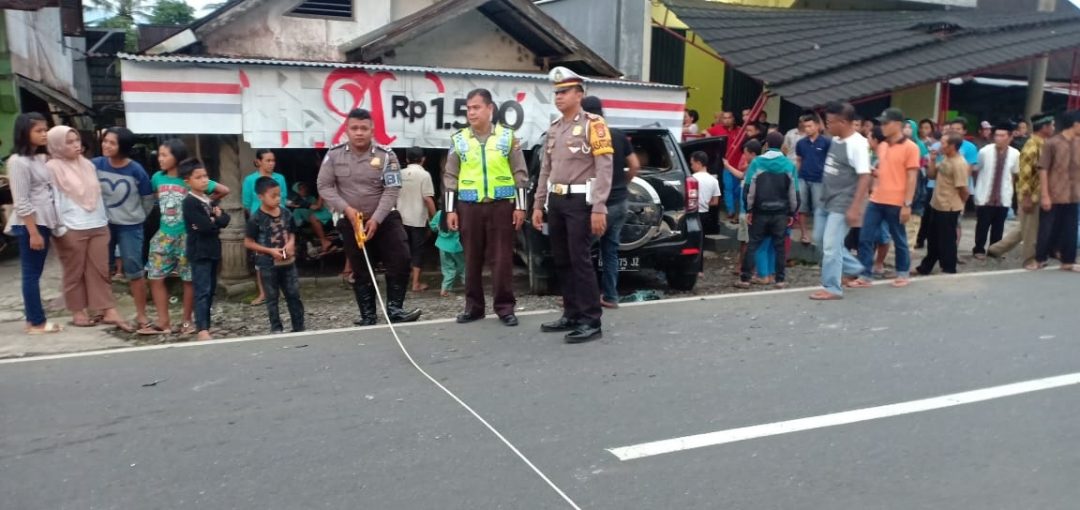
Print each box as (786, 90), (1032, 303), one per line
(424, 72), (445, 93)
(322, 69), (397, 146)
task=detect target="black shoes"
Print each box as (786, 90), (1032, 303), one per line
(387, 277), (422, 323)
(541, 316), (602, 342)
(457, 312), (484, 324)
(352, 282), (378, 326)
(565, 324), (602, 344)
(541, 317), (577, 332)
(499, 314), (519, 327)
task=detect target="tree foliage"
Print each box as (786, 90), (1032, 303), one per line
(149, 0), (196, 25)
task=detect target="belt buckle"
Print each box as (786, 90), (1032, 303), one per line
(553, 183), (567, 195)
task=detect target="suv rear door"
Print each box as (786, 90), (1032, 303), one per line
(680, 136), (727, 235)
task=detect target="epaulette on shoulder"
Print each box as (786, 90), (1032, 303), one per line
(377, 144), (395, 153)
(328, 142), (348, 152)
(585, 112), (604, 121)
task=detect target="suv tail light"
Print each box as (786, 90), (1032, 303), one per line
(686, 175), (699, 212)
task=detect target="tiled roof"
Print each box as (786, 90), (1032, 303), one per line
(664, 0), (1080, 107)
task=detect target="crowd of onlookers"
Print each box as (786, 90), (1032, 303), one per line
(4, 102), (1077, 339)
(683, 105), (1080, 299)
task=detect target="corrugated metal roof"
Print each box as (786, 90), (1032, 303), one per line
(663, 0), (1080, 107)
(116, 53), (683, 90)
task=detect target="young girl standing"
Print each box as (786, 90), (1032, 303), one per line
(4, 113), (63, 334)
(140, 140), (230, 335)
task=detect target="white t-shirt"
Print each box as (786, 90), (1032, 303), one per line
(396, 163), (434, 228)
(693, 171), (722, 213)
(55, 191), (109, 231)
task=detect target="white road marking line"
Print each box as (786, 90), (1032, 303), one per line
(0, 267), (1044, 365)
(607, 371), (1080, 461)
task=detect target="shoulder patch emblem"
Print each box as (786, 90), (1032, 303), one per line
(588, 118), (614, 157)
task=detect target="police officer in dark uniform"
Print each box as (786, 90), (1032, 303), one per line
(531, 67), (614, 343)
(317, 108), (422, 325)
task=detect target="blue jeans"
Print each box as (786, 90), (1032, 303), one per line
(858, 202), (911, 279)
(600, 200), (628, 303)
(723, 171), (742, 215)
(191, 259), (218, 332)
(109, 223), (145, 279)
(813, 208), (864, 296)
(755, 235), (775, 277)
(13, 225), (51, 326)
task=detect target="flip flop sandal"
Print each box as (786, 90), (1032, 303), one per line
(1025, 261), (1048, 271)
(891, 278), (911, 288)
(104, 320), (136, 333)
(137, 323), (170, 335)
(250, 297), (266, 306)
(809, 291), (843, 301)
(178, 322), (197, 335)
(72, 317), (101, 327)
(845, 279), (874, 289)
(26, 322), (64, 335)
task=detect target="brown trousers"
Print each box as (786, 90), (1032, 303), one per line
(458, 200), (516, 317)
(54, 226), (116, 312)
(988, 205), (1039, 264)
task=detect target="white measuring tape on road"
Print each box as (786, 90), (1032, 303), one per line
(355, 223), (582, 510)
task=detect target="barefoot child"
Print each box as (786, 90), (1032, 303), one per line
(244, 177), (305, 333)
(429, 210), (464, 297)
(181, 159), (231, 341)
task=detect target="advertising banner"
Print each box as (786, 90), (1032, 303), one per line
(121, 58), (686, 149)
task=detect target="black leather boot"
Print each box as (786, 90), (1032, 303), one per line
(386, 277), (422, 323)
(352, 282), (378, 326)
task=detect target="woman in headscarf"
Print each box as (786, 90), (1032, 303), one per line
(46, 126), (133, 331)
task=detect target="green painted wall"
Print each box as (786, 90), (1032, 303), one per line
(891, 82), (939, 122)
(0, 15), (21, 155)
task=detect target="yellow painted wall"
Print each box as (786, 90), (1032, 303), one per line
(891, 82), (940, 122)
(683, 31), (725, 131)
(653, 1), (796, 131)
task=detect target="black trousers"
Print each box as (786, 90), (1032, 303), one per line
(260, 264), (305, 332)
(548, 194), (601, 326)
(459, 200), (517, 318)
(742, 213), (788, 282)
(191, 259), (217, 332)
(918, 208), (960, 274)
(1036, 204), (1079, 264)
(337, 211), (411, 286)
(973, 205), (1009, 255)
(916, 205), (935, 247)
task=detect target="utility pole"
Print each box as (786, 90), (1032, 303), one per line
(1024, 0), (1057, 120)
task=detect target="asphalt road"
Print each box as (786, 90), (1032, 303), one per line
(2, 270), (1079, 510)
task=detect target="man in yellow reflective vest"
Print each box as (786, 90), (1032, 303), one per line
(444, 88), (529, 326)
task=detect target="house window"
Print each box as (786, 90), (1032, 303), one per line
(288, 0), (353, 19)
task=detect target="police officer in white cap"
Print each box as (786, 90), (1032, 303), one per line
(531, 66), (614, 343)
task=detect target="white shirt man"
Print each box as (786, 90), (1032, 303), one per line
(971, 129), (1020, 258)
